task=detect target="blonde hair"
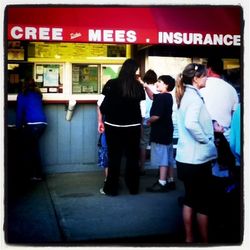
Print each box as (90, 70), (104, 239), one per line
(175, 63), (207, 108)
(175, 73), (185, 108)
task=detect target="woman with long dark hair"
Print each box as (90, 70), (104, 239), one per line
(175, 63), (217, 243)
(99, 59), (145, 196)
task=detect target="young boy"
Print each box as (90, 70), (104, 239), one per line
(144, 75), (176, 192)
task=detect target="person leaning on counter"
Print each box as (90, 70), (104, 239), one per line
(16, 77), (47, 181)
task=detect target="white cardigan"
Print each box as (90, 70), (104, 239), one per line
(175, 85), (217, 164)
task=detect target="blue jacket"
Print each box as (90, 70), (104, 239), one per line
(175, 85), (217, 164)
(16, 91), (47, 128)
(230, 104), (241, 165)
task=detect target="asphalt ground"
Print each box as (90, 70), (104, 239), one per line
(4, 168), (243, 247)
(4, 169), (185, 247)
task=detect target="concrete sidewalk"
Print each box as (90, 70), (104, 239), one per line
(5, 169), (185, 246)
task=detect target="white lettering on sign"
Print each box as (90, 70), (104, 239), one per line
(158, 32), (241, 46)
(70, 32), (82, 39)
(9, 26), (241, 46)
(103, 30), (114, 42)
(115, 30), (126, 42)
(233, 35), (241, 46)
(212, 34), (223, 45)
(173, 32), (182, 44)
(88, 29), (137, 43)
(10, 26), (63, 40)
(193, 33), (203, 45)
(126, 30), (137, 42)
(11, 26), (23, 39)
(25, 27), (37, 39)
(39, 27), (50, 40)
(52, 28), (63, 40)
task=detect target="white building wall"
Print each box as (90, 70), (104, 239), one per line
(146, 56), (191, 80)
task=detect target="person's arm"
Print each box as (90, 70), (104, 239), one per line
(140, 100), (146, 120)
(97, 106), (105, 133)
(212, 120), (224, 133)
(97, 94), (105, 133)
(138, 77), (154, 100)
(147, 115), (159, 126)
(147, 94), (162, 126)
(144, 83), (154, 100)
(185, 102), (211, 144)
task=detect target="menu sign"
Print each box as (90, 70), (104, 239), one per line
(8, 26), (241, 47)
(29, 42), (115, 60)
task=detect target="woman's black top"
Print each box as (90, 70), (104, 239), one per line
(100, 79), (145, 126)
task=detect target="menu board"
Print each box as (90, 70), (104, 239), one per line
(28, 42), (119, 59)
(72, 64), (98, 93)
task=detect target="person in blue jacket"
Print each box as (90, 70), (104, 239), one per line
(16, 77), (47, 181)
(175, 63), (217, 243)
(230, 103), (241, 168)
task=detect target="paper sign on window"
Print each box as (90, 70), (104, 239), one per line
(44, 67), (59, 87)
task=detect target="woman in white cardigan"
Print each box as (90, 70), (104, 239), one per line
(175, 63), (217, 243)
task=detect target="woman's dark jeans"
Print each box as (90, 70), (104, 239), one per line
(103, 124), (141, 195)
(22, 124), (47, 178)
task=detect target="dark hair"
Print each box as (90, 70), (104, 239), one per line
(158, 75), (175, 91)
(21, 77), (42, 96)
(175, 63), (207, 108)
(143, 69), (157, 84)
(207, 57), (223, 75)
(118, 58), (142, 98)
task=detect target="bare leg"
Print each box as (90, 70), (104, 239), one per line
(159, 166), (168, 181)
(104, 168), (108, 178)
(197, 213), (208, 243)
(183, 205), (194, 243)
(167, 166), (174, 179)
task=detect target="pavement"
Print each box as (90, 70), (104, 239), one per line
(4, 169), (186, 247)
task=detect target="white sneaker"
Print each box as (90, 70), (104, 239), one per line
(99, 188), (106, 195)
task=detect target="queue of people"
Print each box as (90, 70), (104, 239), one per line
(15, 57), (241, 244)
(97, 57), (241, 243)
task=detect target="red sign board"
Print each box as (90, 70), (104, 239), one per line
(6, 6), (242, 46)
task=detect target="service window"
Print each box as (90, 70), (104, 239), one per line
(7, 41), (34, 94)
(101, 65), (121, 90)
(34, 63), (64, 93)
(7, 63), (34, 94)
(107, 45), (126, 57)
(72, 64), (99, 94)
